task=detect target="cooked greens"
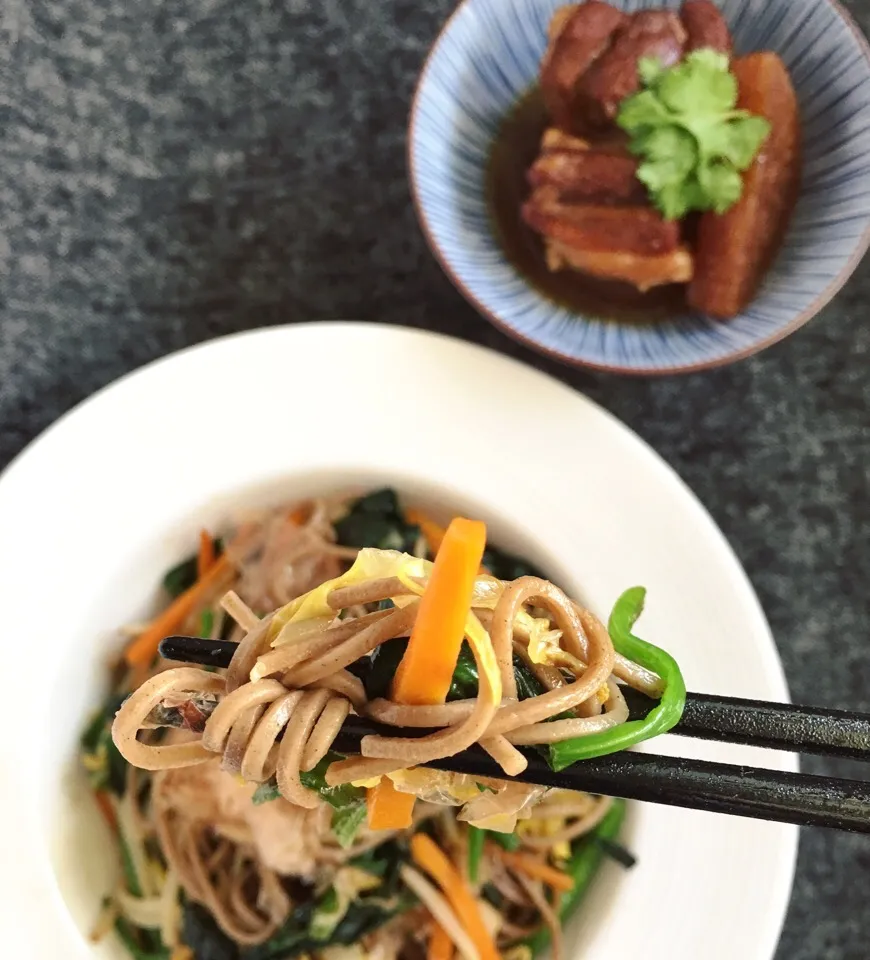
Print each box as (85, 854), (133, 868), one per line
(523, 800), (628, 957)
(162, 538), (225, 598)
(334, 488), (422, 554)
(80, 692), (128, 795)
(252, 753), (367, 848)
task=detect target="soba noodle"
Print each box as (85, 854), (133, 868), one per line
(82, 491), (674, 960)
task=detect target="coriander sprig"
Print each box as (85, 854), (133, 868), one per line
(617, 50), (770, 220)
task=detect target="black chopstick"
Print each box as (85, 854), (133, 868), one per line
(620, 687), (870, 761)
(160, 635), (870, 761)
(330, 715), (870, 834)
(157, 635), (870, 833)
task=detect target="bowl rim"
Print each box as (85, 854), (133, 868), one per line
(407, 0), (870, 376)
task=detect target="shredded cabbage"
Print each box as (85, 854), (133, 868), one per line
(470, 577), (571, 670)
(270, 549), (432, 643)
(387, 768), (482, 806)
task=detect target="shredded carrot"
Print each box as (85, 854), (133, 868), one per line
(367, 518), (486, 831)
(125, 553), (233, 667)
(197, 529), (216, 579)
(492, 848), (574, 893)
(405, 509), (491, 574)
(366, 776), (414, 831)
(411, 833), (499, 960)
(94, 791), (117, 832)
(428, 920), (454, 960)
(288, 502), (311, 525)
(405, 508), (447, 555)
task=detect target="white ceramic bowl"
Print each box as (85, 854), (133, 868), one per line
(0, 324), (796, 958)
(409, 0), (870, 373)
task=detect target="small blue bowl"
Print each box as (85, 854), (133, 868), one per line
(409, 0), (870, 374)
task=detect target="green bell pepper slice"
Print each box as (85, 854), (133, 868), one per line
(548, 587), (686, 771)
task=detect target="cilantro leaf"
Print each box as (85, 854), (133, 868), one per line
(618, 90), (672, 134)
(637, 56), (666, 87)
(617, 49), (770, 219)
(705, 115), (772, 170)
(657, 50), (736, 114)
(698, 160), (743, 214)
(645, 179), (692, 220)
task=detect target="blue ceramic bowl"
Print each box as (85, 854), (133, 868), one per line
(409, 0), (870, 374)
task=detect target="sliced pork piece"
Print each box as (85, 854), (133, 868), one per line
(528, 149), (647, 205)
(540, 1), (627, 132)
(523, 200), (682, 256)
(577, 10), (686, 129)
(539, 127), (592, 154)
(688, 52), (800, 319)
(681, 0), (733, 54)
(546, 242), (694, 290)
(154, 759), (333, 878)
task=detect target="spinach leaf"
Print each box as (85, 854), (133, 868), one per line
(309, 888), (341, 942)
(331, 802), (368, 849)
(241, 890), (415, 960)
(328, 894), (416, 943)
(446, 642), (478, 700)
(513, 655), (547, 701)
(481, 545), (544, 582)
(182, 902), (239, 960)
(240, 902), (314, 960)
(162, 556), (198, 599)
(349, 838), (406, 882)
(299, 752), (365, 810)
(163, 539), (224, 598)
(251, 780), (280, 805)
(81, 692), (128, 795)
(447, 646), (545, 702)
(253, 754), (365, 810)
(334, 488), (421, 554)
(114, 918), (171, 960)
(252, 755), (366, 846)
(362, 636), (408, 700)
(81, 692), (126, 752)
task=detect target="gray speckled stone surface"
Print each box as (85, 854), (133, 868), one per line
(2, 0), (869, 956)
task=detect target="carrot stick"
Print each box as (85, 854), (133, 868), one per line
(197, 530), (215, 579)
(493, 848), (575, 893)
(405, 508), (447, 554)
(428, 920), (454, 960)
(392, 517), (486, 705)
(366, 776), (414, 831)
(366, 518), (486, 830)
(125, 553), (233, 667)
(411, 833), (499, 960)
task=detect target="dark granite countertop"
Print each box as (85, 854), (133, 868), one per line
(2, 1), (868, 956)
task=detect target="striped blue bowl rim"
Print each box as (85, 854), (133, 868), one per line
(409, 0), (870, 374)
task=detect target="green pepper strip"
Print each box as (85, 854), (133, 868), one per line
(522, 799), (626, 957)
(467, 826), (485, 883)
(548, 587), (686, 771)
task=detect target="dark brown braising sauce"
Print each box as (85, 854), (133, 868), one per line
(485, 86), (687, 325)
